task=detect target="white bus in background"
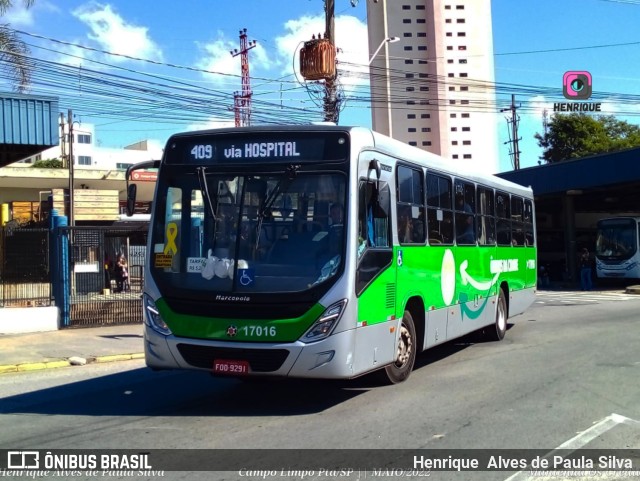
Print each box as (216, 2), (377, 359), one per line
(595, 217), (640, 279)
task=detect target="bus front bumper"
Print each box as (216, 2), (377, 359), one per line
(144, 324), (357, 379)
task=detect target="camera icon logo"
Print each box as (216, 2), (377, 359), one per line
(563, 71), (592, 100)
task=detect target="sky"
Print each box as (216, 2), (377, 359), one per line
(2, 0), (640, 173)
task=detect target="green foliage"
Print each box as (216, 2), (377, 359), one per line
(31, 158), (63, 168)
(0, 1), (36, 92)
(535, 114), (640, 163)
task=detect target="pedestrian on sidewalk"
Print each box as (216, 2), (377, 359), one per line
(579, 247), (592, 291)
(115, 254), (130, 293)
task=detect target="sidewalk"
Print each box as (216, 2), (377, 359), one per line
(0, 323), (144, 374)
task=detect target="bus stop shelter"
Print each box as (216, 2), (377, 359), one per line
(498, 147), (640, 285)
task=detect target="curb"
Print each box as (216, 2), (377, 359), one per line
(625, 285), (640, 294)
(0, 353), (145, 375)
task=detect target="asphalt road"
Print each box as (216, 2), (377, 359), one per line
(1, 290), (639, 481)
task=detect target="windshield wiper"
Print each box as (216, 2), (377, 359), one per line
(197, 166), (217, 222)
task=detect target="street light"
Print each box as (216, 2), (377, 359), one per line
(368, 36), (399, 65)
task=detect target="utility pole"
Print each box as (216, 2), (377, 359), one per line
(501, 94), (521, 170)
(230, 28), (256, 127)
(323, 0), (338, 123)
(67, 109), (74, 226)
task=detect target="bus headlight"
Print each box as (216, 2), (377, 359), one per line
(302, 299), (347, 343)
(143, 294), (172, 336)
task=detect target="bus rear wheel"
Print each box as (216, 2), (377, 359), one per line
(485, 288), (507, 341)
(381, 310), (417, 384)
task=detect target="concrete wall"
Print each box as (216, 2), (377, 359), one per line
(0, 306), (59, 334)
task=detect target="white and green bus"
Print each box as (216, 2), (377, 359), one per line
(127, 125), (536, 384)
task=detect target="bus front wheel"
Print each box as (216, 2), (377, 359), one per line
(381, 310), (417, 384)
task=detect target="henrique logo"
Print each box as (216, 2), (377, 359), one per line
(554, 70), (601, 112)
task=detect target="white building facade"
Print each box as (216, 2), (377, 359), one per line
(16, 123), (163, 171)
(367, 0), (499, 173)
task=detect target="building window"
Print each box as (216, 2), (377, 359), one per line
(420, 86), (429, 91)
(456, 5), (464, 9)
(463, 154), (472, 159)
(405, 59), (414, 64)
(446, 32), (453, 37)
(421, 114), (430, 119)
(409, 141), (417, 146)
(461, 113), (470, 118)
(445, 18), (452, 23)
(448, 85), (455, 90)
(419, 100), (429, 105)
(408, 128), (417, 132)
(402, 4), (411, 9)
(457, 18), (466, 23)
(452, 140), (458, 145)
(403, 19), (411, 23)
(458, 45), (467, 50)
(406, 73), (415, 78)
(419, 73), (428, 78)
(422, 141), (431, 146)
(463, 140), (471, 145)
(460, 72), (468, 77)
(403, 32), (413, 37)
(462, 127), (470, 132)
(447, 59), (454, 64)
(417, 18), (425, 23)
(419, 60), (427, 64)
(459, 59), (467, 64)
(452, 154), (459, 159)
(450, 113), (457, 118)
(461, 99), (470, 105)
(421, 127), (431, 132)
(460, 86), (469, 91)
(404, 46), (413, 51)
(416, 5), (425, 9)
(406, 100), (416, 105)
(451, 127), (457, 131)
(116, 162), (133, 170)
(457, 32), (466, 37)
(78, 156), (92, 165)
(77, 134), (91, 144)
(407, 114), (416, 119)
(418, 46), (427, 51)
(417, 32), (426, 37)
(447, 46), (453, 50)
(448, 73), (455, 77)
(445, 5), (451, 9)
(406, 86), (415, 92)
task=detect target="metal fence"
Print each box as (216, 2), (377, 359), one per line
(0, 226), (51, 307)
(65, 225), (148, 327)
(1, 223), (147, 327)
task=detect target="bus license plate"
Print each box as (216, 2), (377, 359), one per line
(213, 359), (250, 375)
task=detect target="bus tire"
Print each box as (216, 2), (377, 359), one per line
(486, 288), (507, 341)
(380, 310), (417, 384)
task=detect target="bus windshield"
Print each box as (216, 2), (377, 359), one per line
(151, 169), (347, 294)
(595, 218), (638, 260)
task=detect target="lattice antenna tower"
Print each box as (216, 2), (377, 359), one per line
(230, 28), (256, 127)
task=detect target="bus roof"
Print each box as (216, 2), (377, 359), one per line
(165, 125), (533, 198)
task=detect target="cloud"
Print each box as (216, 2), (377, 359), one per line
(2, 0), (59, 27)
(72, 2), (163, 62)
(186, 117), (236, 131)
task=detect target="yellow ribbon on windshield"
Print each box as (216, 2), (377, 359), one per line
(164, 222), (178, 255)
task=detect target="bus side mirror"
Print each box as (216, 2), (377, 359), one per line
(126, 183), (137, 217)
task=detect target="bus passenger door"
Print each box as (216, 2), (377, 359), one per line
(354, 179), (397, 372)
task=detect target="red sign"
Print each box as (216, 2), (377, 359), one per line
(131, 171), (157, 182)
(213, 359), (250, 376)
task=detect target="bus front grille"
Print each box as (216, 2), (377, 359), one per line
(176, 344), (290, 372)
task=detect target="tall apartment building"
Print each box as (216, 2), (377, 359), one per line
(367, 0), (499, 173)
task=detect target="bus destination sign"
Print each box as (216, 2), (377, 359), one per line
(166, 132), (349, 164)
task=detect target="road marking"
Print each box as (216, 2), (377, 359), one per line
(504, 413), (640, 481)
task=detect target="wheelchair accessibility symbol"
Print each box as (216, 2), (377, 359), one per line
(238, 269), (255, 286)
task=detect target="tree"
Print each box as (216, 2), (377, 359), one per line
(31, 158), (63, 168)
(535, 113), (640, 163)
(0, 0), (35, 92)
